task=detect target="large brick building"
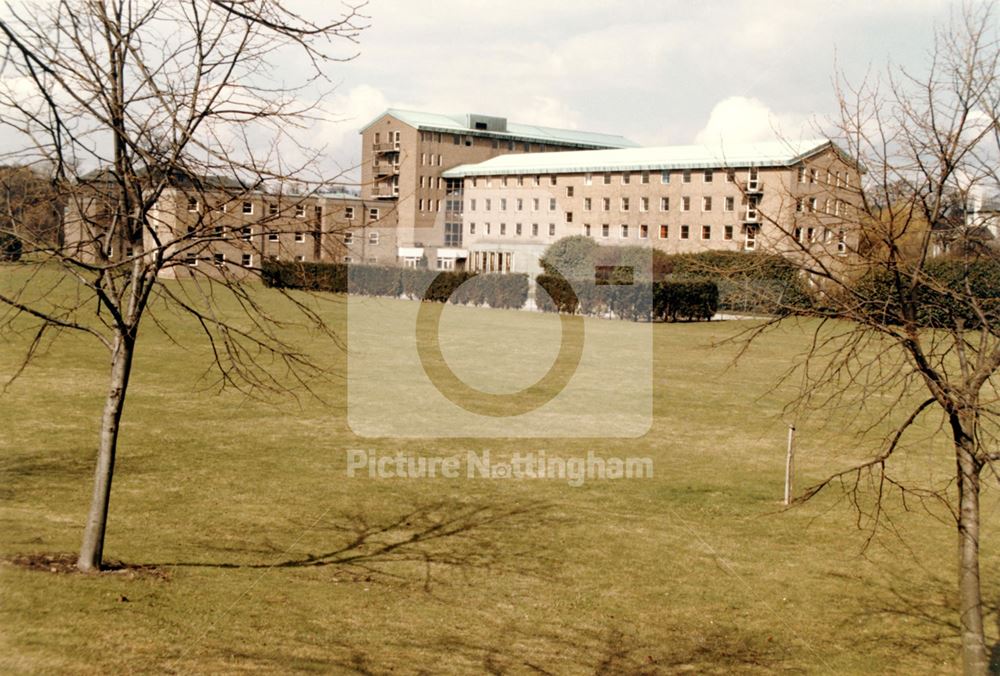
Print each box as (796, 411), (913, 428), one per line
(442, 139), (861, 277)
(358, 109), (639, 268)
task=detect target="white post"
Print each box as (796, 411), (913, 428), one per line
(784, 425), (795, 505)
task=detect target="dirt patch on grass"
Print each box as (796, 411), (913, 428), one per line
(4, 553), (171, 580)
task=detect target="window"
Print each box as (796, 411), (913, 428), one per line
(603, 173), (612, 185)
(500, 198), (507, 210)
(807, 227), (815, 242)
(621, 172), (631, 185)
(682, 196), (691, 211)
(533, 198), (540, 211)
(515, 223), (522, 236)
(661, 170), (671, 184)
(294, 232), (305, 242)
(725, 196), (734, 212)
(660, 197), (670, 211)
(640, 197), (649, 212)
(809, 197), (817, 213)
(295, 204), (306, 217)
(187, 197), (198, 212)
(549, 198), (556, 211)
(703, 169), (713, 183)
(369, 208), (379, 220)
(267, 232), (279, 242)
(703, 196), (712, 211)
(641, 171), (650, 184)
(550, 175), (557, 186)
(810, 168), (818, 184)
(453, 134), (460, 145)
(470, 199), (477, 211)
(517, 176), (524, 187)
(485, 223), (491, 235)
(566, 212), (573, 223)
(620, 224), (629, 238)
(418, 199), (424, 212)
(268, 203), (278, 217)
(242, 253), (253, 267)
(585, 173), (593, 186)
(185, 253), (198, 266)
(241, 227), (252, 241)
(516, 198), (523, 211)
(796, 198), (804, 213)
(601, 224), (610, 238)
(213, 252), (226, 265)
(584, 224), (592, 237)
(344, 232), (353, 244)
(745, 225), (757, 250)
(369, 232), (379, 245)
(534, 175), (541, 186)
(639, 224), (648, 239)
(584, 197), (592, 211)
(444, 222), (462, 246)
(682, 169), (692, 183)
(566, 186), (574, 197)
(724, 225), (734, 240)
(603, 197), (611, 211)
(345, 207), (355, 219)
(726, 169), (736, 183)
(680, 225), (690, 239)
(548, 223), (556, 236)
(702, 225), (711, 240)
(500, 223), (507, 235)
(797, 166), (805, 183)
(621, 197), (630, 211)
(242, 201), (253, 215)
(436, 258), (456, 270)
(659, 225), (668, 239)
(485, 199), (492, 211)
(470, 222), (476, 235)
(502, 176), (509, 188)
(531, 223), (539, 236)
(837, 230), (847, 254)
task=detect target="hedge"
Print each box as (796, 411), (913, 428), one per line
(261, 260), (528, 309)
(852, 258), (1000, 329)
(535, 274), (717, 322)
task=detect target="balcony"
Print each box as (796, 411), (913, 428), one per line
(373, 162), (400, 178)
(744, 209), (760, 223)
(745, 179), (764, 193)
(373, 142), (399, 154)
(372, 184), (398, 199)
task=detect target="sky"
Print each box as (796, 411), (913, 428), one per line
(0, 0), (966, 182)
(304, 0), (957, 181)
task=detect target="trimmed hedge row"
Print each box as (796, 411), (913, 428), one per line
(535, 275), (718, 322)
(853, 258), (1000, 328)
(261, 260), (529, 309)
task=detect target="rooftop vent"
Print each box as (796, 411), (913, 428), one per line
(465, 114), (507, 133)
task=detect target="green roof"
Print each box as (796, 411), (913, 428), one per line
(361, 108), (638, 149)
(443, 139), (840, 177)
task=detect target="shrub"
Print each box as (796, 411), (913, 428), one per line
(536, 273), (718, 322)
(0, 232), (22, 262)
(262, 261), (529, 309)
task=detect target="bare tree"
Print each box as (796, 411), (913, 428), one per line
(0, 1), (365, 572)
(730, 4), (1000, 673)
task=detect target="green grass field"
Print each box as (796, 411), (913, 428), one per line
(1, 269), (997, 674)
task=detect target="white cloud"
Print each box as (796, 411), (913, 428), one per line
(694, 96), (816, 146)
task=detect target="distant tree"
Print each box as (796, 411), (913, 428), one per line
(0, 164), (63, 250)
(0, 1), (364, 572)
(734, 5), (1000, 673)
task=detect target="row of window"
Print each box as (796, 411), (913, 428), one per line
(469, 167), (758, 189)
(465, 195), (760, 214)
(798, 166), (852, 187)
(184, 198), (376, 221)
(467, 222), (557, 237)
(796, 197), (845, 215)
(417, 130), (555, 153)
(579, 223), (735, 241)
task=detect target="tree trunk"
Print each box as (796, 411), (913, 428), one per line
(76, 330), (135, 572)
(956, 421), (988, 675)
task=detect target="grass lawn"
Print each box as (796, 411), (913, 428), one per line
(1, 268), (997, 674)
